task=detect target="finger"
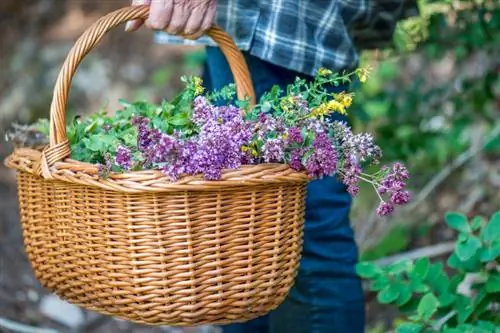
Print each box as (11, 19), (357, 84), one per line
(200, 3), (216, 32)
(183, 5), (205, 36)
(146, 0), (174, 30)
(186, 5), (216, 40)
(125, 0), (151, 32)
(165, 2), (189, 35)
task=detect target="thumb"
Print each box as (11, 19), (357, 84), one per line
(125, 0), (152, 32)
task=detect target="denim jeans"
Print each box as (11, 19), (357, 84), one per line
(202, 46), (365, 333)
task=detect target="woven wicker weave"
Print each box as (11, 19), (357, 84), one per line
(5, 5), (308, 326)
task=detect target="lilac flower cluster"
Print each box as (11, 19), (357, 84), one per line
(115, 145), (132, 170)
(127, 97), (252, 180)
(376, 162), (411, 216)
(304, 132), (338, 178)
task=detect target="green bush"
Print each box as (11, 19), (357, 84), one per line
(357, 211), (500, 332)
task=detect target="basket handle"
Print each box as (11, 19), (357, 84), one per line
(37, 5), (256, 178)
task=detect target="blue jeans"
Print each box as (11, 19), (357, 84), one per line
(202, 47), (365, 333)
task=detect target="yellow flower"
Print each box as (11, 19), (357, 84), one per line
(326, 100), (347, 115)
(318, 67), (333, 77)
(356, 67), (371, 83)
(193, 76), (204, 96)
(251, 149), (258, 157)
(241, 146), (249, 152)
(335, 93), (353, 108)
(311, 104), (329, 117)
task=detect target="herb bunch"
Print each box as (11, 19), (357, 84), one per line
(20, 68), (409, 216)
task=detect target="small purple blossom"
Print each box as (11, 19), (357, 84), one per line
(289, 149), (303, 171)
(341, 158), (362, 196)
(258, 113), (267, 123)
(192, 96), (213, 125)
(392, 162), (409, 180)
(115, 145), (132, 170)
(262, 138), (285, 163)
(288, 127), (303, 144)
(376, 202), (394, 216)
(390, 190), (411, 205)
(304, 132), (338, 178)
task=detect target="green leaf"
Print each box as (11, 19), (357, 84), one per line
(485, 272), (500, 293)
(447, 252), (482, 272)
(355, 262), (381, 279)
(411, 257), (430, 281)
(371, 275), (389, 291)
(426, 262), (444, 284)
(442, 329), (461, 333)
(377, 284), (400, 304)
(169, 112), (191, 126)
(479, 244), (500, 262)
(438, 292), (456, 307)
(396, 323), (423, 333)
(399, 298), (420, 314)
(445, 212), (470, 233)
(396, 284), (413, 306)
(388, 259), (412, 275)
(456, 236), (482, 261)
(417, 293), (439, 320)
(447, 252), (463, 270)
(410, 280), (429, 293)
(455, 295), (473, 323)
(470, 216), (485, 231)
(430, 271), (450, 294)
(481, 212), (500, 242)
(477, 321), (497, 332)
(84, 136), (105, 152)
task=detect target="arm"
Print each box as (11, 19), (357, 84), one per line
(125, 0), (216, 38)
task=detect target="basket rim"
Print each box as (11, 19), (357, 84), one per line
(5, 148), (310, 193)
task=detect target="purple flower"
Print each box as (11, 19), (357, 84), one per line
(262, 138), (285, 163)
(115, 145), (132, 170)
(132, 115), (149, 126)
(391, 190), (411, 205)
(258, 113), (267, 123)
(157, 102), (252, 181)
(135, 120), (161, 153)
(341, 158), (362, 196)
(218, 104), (241, 122)
(376, 202), (394, 216)
(288, 127), (303, 144)
(392, 162), (409, 180)
(193, 96), (215, 125)
(289, 149), (303, 171)
(304, 132), (338, 178)
(379, 162), (410, 194)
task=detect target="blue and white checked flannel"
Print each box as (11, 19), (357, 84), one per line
(155, 0), (418, 76)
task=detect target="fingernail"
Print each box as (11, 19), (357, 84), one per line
(125, 21), (134, 32)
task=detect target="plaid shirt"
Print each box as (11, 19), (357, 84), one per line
(155, 0), (418, 76)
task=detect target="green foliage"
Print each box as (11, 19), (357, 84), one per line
(357, 211), (500, 332)
(33, 76), (205, 168)
(352, 0), (500, 181)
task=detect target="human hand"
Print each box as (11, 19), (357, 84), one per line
(125, 0), (216, 38)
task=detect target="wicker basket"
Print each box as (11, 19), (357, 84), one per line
(4, 5), (309, 326)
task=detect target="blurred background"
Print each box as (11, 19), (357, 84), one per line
(0, 0), (499, 332)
